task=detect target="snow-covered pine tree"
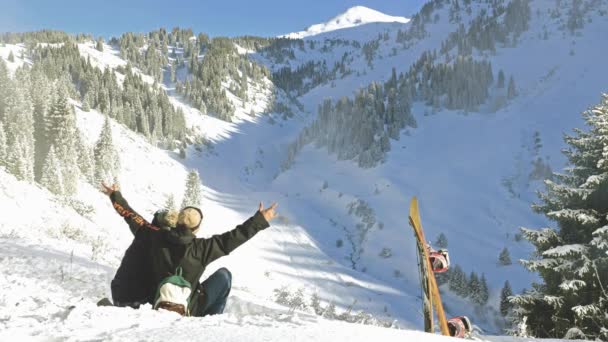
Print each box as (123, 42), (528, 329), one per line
(511, 93), (608, 340)
(30, 66), (53, 180)
(96, 38), (104, 52)
(94, 116), (120, 184)
(40, 145), (64, 195)
(164, 193), (177, 211)
(9, 138), (35, 182)
(436, 232), (449, 248)
(499, 247), (512, 266)
(138, 109), (151, 138)
(8, 51), (15, 63)
(170, 63), (176, 83)
(310, 292), (323, 315)
(479, 273), (489, 305)
(75, 133), (94, 184)
(322, 302), (337, 319)
(81, 95), (91, 111)
(497, 69), (505, 88)
(0, 59), (9, 120)
(448, 264), (469, 297)
(468, 271), (482, 304)
(5, 68), (35, 182)
(181, 169), (202, 208)
(45, 87), (79, 194)
(0, 122), (7, 168)
(500, 280), (513, 317)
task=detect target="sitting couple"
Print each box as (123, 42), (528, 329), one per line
(100, 182), (278, 317)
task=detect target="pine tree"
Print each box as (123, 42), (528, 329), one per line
(164, 193), (177, 211)
(499, 247), (513, 265)
(0, 122), (7, 168)
(436, 271), (449, 286)
(511, 93), (608, 340)
(75, 133), (94, 184)
(45, 88), (79, 194)
(40, 145), (64, 195)
(8, 51), (15, 63)
(448, 264), (469, 297)
(181, 169), (202, 208)
(479, 273), (489, 305)
(500, 280), (513, 317)
(30, 66), (52, 181)
(310, 292), (323, 315)
(94, 116), (120, 184)
(0, 59), (9, 121)
(170, 63), (177, 83)
(96, 38), (104, 52)
(468, 272), (481, 303)
(507, 76), (517, 99)
(5, 69), (35, 182)
(497, 69), (505, 88)
(322, 302), (337, 319)
(81, 96), (91, 111)
(436, 232), (449, 248)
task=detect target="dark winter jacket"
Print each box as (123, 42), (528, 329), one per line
(110, 192), (163, 306)
(109, 191), (270, 308)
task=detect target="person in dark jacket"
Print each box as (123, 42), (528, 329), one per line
(102, 183), (179, 307)
(102, 182), (278, 316)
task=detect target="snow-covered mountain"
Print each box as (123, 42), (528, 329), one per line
(1, 0), (608, 340)
(282, 6), (409, 39)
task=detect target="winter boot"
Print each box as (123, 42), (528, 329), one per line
(97, 297), (114, 307)
(427, 244), (450, 273)
(447, 316), (472, 338)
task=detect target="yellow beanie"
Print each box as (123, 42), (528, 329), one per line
(177, 207), (202, 229)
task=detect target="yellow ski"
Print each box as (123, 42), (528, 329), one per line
(409, 197), (450, 336)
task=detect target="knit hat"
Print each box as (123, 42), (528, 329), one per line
(177, 207), (203, 230)
(153, 209), (179, 230)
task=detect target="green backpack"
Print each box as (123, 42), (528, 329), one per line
(153, 267), (194, 316)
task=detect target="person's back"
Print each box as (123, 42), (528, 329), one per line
(103, 183), (278, 317)
(148, 206), (275, 316)
(111, 209), (178, 307)
(111, 237), (153, 306)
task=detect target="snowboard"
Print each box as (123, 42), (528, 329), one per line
(409, 197), (450, 336)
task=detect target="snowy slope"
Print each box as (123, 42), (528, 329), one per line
(282, 6), (409, 39)
(0, 235), (564, 341)
(206, 0), (608, 334)
(1, 0), (607, 340)
(0, 43), (30, 74)
(0, 52), (421, 339)
(78, 42), (155, 85)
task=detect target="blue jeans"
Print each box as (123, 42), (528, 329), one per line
(196, 268), (232, 316)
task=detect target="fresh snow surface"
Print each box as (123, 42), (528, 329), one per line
(78, 42), (156, 85)
(282, 6), (409, 39)
(1, 1), (606, 340)
(0, 234), (559, 342)
(0, 43), (29, 74)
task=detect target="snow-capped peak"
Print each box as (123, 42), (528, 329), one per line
(282, 6), (409, 39)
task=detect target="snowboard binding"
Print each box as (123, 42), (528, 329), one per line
(447, 316), (472, 338)
(427, 244), (450, 273)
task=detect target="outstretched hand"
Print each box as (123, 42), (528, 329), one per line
(101, 182), (119, 196)
(258, 202), (278, 222)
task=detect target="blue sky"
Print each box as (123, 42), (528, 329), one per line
(0, 0), (425, 38)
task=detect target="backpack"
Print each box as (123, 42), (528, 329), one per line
(153, 267), (194, 316)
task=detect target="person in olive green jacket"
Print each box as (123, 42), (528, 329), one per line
(101, 182), (278, 316)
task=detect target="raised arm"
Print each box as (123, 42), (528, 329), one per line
(199, 203), (277, 264)
(101, 183), (160, 235)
